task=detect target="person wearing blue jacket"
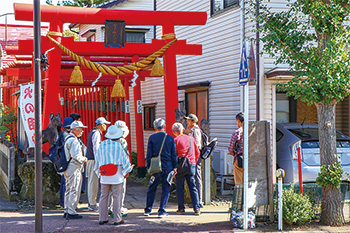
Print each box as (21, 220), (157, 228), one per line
(144, 118), (177, 218)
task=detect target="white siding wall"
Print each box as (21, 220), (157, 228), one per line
(148, 0), (257, 151)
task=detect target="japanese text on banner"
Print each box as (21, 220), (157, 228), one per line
(20, 84), (35, 148)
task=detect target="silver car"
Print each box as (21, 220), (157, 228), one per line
(276, 123), (350, 184)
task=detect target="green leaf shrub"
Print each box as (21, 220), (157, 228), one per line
(316, 162), (349, 188)
(278, 186), (315, 225)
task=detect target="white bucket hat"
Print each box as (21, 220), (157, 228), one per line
(115, 120), (129, 137)
(105, 125), (123, 139)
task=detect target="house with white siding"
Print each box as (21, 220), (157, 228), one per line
(76, 0), (350, 176)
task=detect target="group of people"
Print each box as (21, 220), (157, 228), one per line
(53, 109), (246, 226)
(54, 112), (208, 225)
(56, 113), (130, 225)
(144, 114), (204, 217)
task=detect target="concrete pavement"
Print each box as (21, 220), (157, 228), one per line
(1, 179), (350, 232)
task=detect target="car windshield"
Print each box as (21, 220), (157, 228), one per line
(288, 128), (349, 140)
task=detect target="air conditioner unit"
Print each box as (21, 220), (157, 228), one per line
(212, 149), (233, 175)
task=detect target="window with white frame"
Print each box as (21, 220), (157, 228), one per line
(211, 0), (239, 16)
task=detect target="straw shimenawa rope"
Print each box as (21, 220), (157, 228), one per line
(46, 31), (177, 76)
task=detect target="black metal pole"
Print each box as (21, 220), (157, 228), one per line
(256, 0), (260, 121)
(33, 0), (42, 232)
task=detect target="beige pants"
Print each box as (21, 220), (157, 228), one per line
(108, 179), (126, 210)
(87, 160), (99, 206)
(234, 160), (243, 185)
(64, 164), (83, 215)
(99, 183), (123, 223)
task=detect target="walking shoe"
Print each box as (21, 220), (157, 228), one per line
(122, 213), (128, 218)
(194, 210), (201, 216)
(88, 205), (99, 211)
(113, 220), (125, 225)
(158, 212), (169, 218)
(199, 202), (204, 208)
(144, 212), (150, 216)
(99, 220), (108, 225)
(66, 214), (83, 219)
(176, 209), (185, 214)
(108, 209), (114, 218)
(63, 213), (67, 218)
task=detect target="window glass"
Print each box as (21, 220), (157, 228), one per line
(211, 0), (239, 15)
(126, 32), (145, 43)
(144, 105), (156, 130)
(276, 129), (284, 142)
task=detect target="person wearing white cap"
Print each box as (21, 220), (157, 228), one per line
(114, 120), (130, 214)
(63, 120), (88, 219)
(86, 117), (111, 211)
(94, 125), (132, 226)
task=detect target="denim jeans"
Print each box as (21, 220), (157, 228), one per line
(144, 170), (171, 214)
(176, 165), (200, 211)
(60, 175), (66, 208)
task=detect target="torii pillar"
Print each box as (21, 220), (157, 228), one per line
(162, 22), (178, 135)
(43, 20), (63, 128)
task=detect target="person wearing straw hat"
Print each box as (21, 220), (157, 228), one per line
(63, 120), (88, 220)
(86, 117), (111, 212)
(95, 125), (132, 226)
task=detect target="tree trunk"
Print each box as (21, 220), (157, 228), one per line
(315, 101), (345, 226)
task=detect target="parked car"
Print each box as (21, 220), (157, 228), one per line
(276, 123), (350, 184)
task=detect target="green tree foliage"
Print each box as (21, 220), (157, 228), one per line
(46, 0), (109, 7)
(247, 0), (350, 226)
(63, 29), (79, 41)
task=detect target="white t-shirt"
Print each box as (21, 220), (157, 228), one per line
(100, 165), (124, 185)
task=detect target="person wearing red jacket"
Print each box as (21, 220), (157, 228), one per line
(172, 122), (201, 216)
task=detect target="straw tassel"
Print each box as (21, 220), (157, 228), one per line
(150, 59), (165, 76)
(111, 77), (125, 98)
(69, 65), (84, 84)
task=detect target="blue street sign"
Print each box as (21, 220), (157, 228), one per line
(239, 41), (249, 86)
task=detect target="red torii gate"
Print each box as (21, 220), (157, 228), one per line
(13, 3), (206, 175)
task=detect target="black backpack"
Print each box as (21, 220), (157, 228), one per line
(200, 130), (218, 160)
(49, 134), (74, 172)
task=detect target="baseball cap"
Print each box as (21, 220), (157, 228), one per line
(105, 125), (123, 139)
(70, 121), (88, 129)
(95, 117), (111, 126)
(62, 117), (74, 128)
(185, 114), (198, 123)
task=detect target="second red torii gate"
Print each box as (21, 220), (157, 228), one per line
(13, 3), (206, 176)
